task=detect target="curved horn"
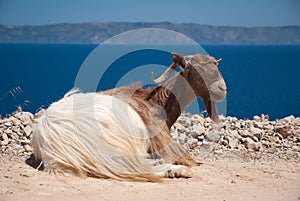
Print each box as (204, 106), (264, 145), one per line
(151, 62), (177, 84)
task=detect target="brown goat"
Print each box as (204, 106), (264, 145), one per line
(102, 53), (227, 167)
(137, 52), (226, 127)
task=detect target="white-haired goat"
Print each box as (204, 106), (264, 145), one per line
(32, 90), (191, 182)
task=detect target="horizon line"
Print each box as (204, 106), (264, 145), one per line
(1, 21), (300, 28)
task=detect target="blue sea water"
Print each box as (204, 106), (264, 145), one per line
(0, 44), (300, 120)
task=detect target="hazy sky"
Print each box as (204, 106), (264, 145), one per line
(0, 0), (299, 27)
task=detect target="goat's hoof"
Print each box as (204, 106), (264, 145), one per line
(166, 166), (192, 178)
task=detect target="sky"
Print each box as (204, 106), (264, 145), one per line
(0, 0), (299, 27)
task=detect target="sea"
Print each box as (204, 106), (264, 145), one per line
(0, 44), (300, 120)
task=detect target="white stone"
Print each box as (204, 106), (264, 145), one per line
(12, 118), (21, 126)
(16, 112), (34, 125)
(187, 138), (198, 145)
(249, 127), (262, 135)
(23, 125), (33, 137)
(23, 144), (33, 152)
(205, 132), (220, 143)
(1, 133), (9, 145)
(4, 128), (13, 134)
(228, 137), (239, 149)
(240, 130), (253, 138)
(253, 115), (260, 121)
(190, 124), (206, 137)
(283, 115), (295, 123)
(4, 122), (12, 127)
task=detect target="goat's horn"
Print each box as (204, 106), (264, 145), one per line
(151, 62), (177, 84)
(216, 58), (222, 63)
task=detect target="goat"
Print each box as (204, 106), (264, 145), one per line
(32, 52), (226, 182)
(102, 53), (226, 167)
(136, 52), (226, 128)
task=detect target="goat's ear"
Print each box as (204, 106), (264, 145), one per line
(171, 53), (186, 67)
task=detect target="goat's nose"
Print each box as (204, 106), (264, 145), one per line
(218, 85), (227, 92)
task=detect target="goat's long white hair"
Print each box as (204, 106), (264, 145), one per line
(32, 89), (182, 182)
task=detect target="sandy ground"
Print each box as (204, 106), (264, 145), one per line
(1, 155), (299, 201)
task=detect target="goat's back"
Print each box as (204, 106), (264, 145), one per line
(32, 90), (161, 181)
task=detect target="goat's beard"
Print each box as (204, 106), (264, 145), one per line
(210, 101), (220, 123)
(203, 99), (220, 124)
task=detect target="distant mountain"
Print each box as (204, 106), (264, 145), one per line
(0, 22), (299, 45)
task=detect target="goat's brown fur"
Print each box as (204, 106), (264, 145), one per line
(101, 53), (226, 167)
(101, 84), (197, 166)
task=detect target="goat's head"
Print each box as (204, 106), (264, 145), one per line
(153, 53), (227, 122)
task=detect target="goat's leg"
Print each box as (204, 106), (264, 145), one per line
(174, 153), (199, 166)
(152, 162), (192, 178)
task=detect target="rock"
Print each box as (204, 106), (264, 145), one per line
(4, 128), (13, 135)
(275, 125), (292, 138)
(23, 144), (33, 152)
(197, 135), (204, 141)
(205, 131), (220, 143)
(15, 111), (34, 125)
(1, 133), (9, 145)
(233, 122), (241, 129)
(4, 122), (12, 127)
(240, 130), (253, 138)
(201, 141), (215, 149)
(283, 115), (295, 123)
(178, 134), (187, 144)
(177, 116), (190, 128)
(12, 126), (20, 133)
(295, 117), (300, 125)
(252, 136), (259, 142)
(173, 122), (185, 132)
(292, 146), (300, 152)
(253, 115), (261, 122)
(18, 139), (31, 144)
(190, 124), (206, 137)
(17, 147), (25, 154)
(254, 122), (264, 129)
(12, 118), (21, 126)
(230, 117), (238, 123)
(296, 134), (300, 142)
(214, 149), (223, 156)
(23, 125), (33, 137)
(187, 138), (198, 149)
(10, 133), (19, 140)
(231, 179), (237, 184)
(228, 137), (239, 149)
(204, 122), (210, 128)
(221, 138), (228, 146)
(244, 137), (261, 151)
(261, 114), (269, 121)
(191, 114), (205, 125)
(249, 127), (262, 136)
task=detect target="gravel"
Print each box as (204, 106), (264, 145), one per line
(171, 112), (300, 161)
(1, 109), (299, 162)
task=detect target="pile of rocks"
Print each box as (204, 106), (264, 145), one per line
(0, 109), (40, 158)
(1, 109), (299, 161)
(171, 113), (300, 160)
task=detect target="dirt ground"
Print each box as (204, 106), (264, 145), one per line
(1, 154), (299, 201)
